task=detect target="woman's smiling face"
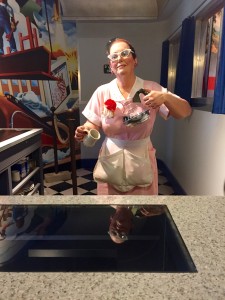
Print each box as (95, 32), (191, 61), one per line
(109, 41), (137, 76)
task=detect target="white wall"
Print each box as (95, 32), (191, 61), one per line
(158, 0), (225, 195)
(77, 0), (225, 195)
(167, 110), (225, 195)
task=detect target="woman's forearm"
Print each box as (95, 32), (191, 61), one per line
(163, 93), (192, 119)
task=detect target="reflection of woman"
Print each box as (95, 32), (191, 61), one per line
(108, 206), (133, 244)
(75, 38), (192, 195)
(108, 206), (164, 244)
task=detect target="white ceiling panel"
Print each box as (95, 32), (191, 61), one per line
(60, 0), (183, 21)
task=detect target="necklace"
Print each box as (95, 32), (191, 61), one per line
(118, 85), (131, 100)
(117, 77), (135, 100)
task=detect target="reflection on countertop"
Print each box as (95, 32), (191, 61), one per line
(0, 195), (225, 300)
(0, 204), (196, 273)
(0, 128), (42, 152)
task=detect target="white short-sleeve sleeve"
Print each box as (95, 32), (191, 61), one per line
(159, 104), (170, 119)
(82, 88), (103, 127)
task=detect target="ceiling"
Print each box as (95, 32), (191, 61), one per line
(60, 0), (183, 21)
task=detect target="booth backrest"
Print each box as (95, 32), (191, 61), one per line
(0, 95), (54, 146)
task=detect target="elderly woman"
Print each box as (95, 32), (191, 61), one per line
(75, 37), (191, 195)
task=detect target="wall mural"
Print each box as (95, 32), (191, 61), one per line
(0, 0), (80, 167)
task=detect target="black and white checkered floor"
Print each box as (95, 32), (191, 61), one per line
(44, 166), (179, 196)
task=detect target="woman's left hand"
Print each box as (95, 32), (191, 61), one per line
(143, 90), (166, 109)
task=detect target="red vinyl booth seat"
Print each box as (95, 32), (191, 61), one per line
(0, 95), (68, 148)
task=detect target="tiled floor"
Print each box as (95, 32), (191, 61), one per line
(44, 166), (178, 196)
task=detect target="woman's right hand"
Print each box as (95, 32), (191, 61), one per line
(74, 125), (88, 142)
